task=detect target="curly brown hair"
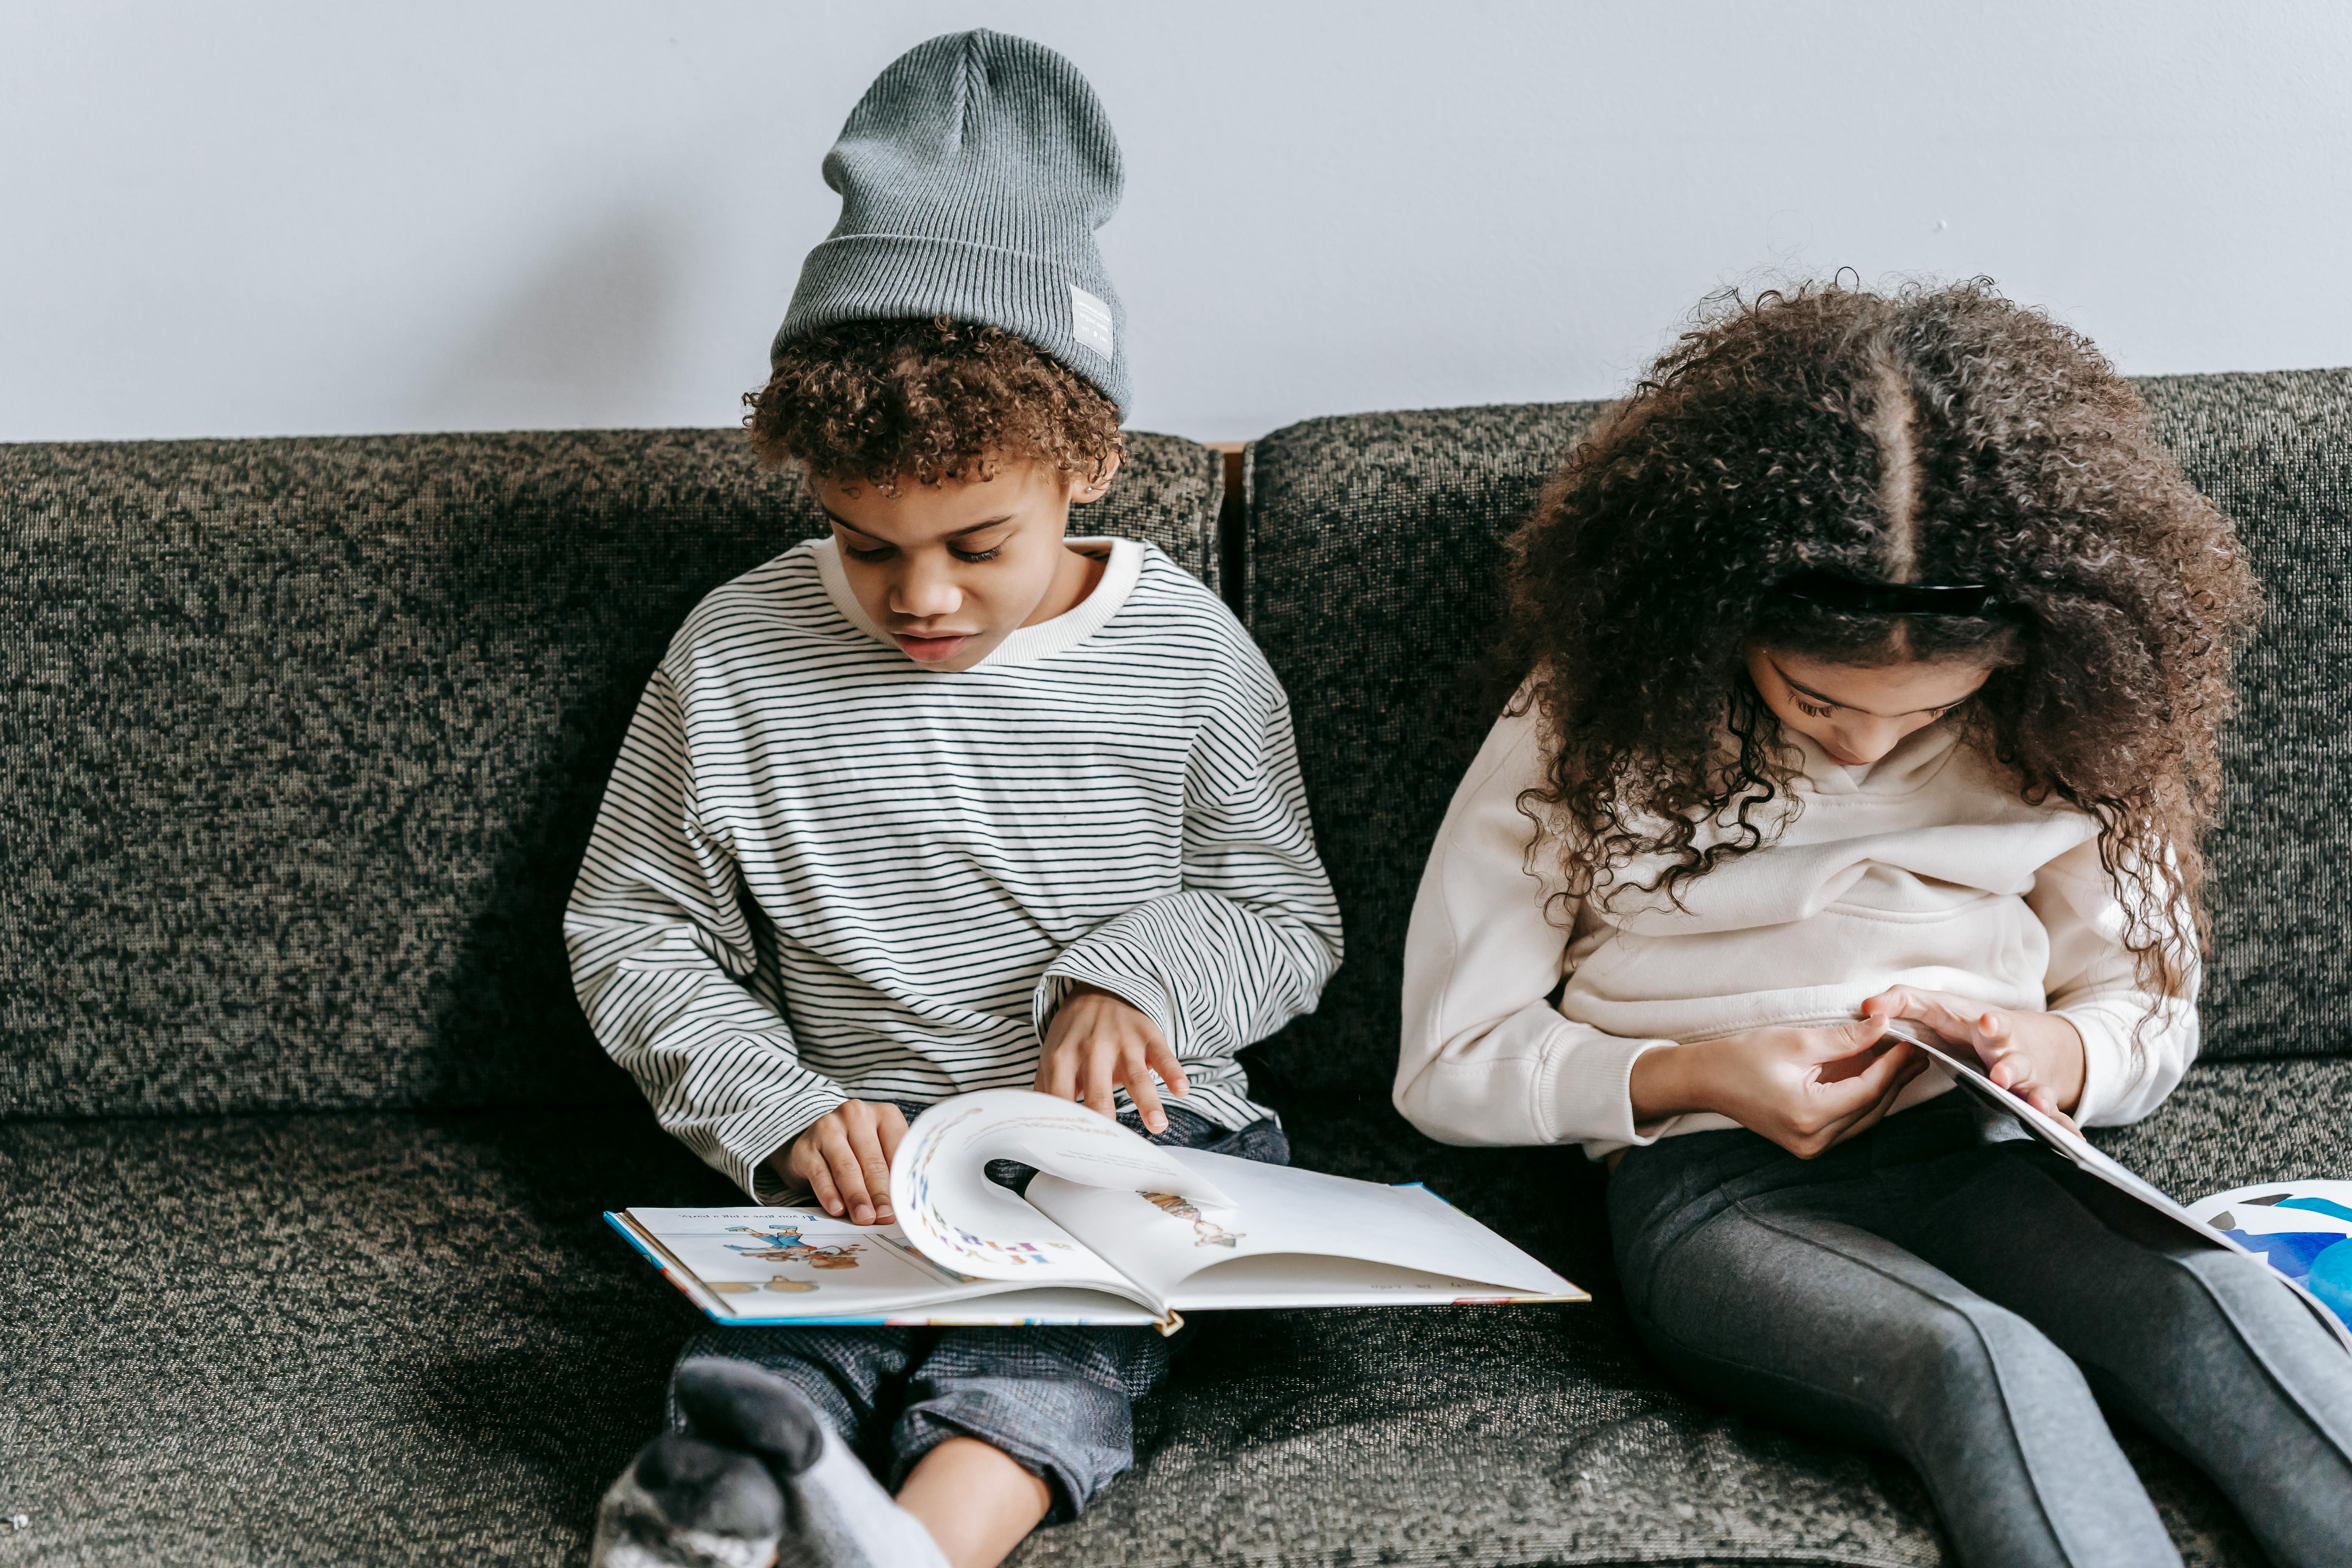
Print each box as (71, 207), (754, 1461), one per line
(745, 315), (1123, 492)
(1496, 278), (2261, 1004)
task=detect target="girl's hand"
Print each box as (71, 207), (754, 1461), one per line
(779, 1099), (907, 1225)
(1630, 1019), (1927, 1159)
(1035, 983), (1189, 1133)
(1861, 987), (2087, 1130)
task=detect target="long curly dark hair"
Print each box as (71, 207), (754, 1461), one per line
(1495, 278), (2261, 1002)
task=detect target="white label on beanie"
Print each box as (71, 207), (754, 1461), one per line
(1070, 286), (1115, 359)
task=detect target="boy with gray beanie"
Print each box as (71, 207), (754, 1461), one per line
(566, 31), (1341, 1568)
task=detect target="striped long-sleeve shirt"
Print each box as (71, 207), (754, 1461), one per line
(564, 535), (1343, 1200)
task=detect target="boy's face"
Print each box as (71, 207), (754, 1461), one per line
(813, 457), (1116, 673)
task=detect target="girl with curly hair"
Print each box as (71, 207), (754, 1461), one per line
(1395, 279), (2351, 1566)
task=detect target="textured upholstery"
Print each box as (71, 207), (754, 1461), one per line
(2139, 372), (2352, 1060)
(1237, 401), (1606, 1101)
(4, 1058), (2331, 1567)
(0, 429), (1219, 1120)
(1241, 371), (2352, 1103)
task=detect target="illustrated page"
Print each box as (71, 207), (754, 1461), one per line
(1024, 1149), (1579, 1306)
(2186, 1181), (2352, 1336)
(620, 1206), (989, 1317)
(611, 1209), (1169, 1326)
(887, 1090), (1227, 1297)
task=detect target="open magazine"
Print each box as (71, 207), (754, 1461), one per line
(1878, 1020), (2352, 1352)
(609, 1089), (1584, 1333)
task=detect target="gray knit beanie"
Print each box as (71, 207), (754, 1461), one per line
(775, 30), (1131, 415)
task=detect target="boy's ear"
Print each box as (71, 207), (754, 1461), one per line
(1067, 451), (1120, 505)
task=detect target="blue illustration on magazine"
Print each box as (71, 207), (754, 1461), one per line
(725, 1224), (864, 1270)
(2192, 1179), (2352, 1330)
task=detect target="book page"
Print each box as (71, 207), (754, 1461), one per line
(1167, 1251), (1582, 1310)
(886, 1090), (1223, 1300)
(1023, 1150), (1580, 1307)
(617, 1207), (990, 1317)
(1879, 1022), (2352, 1354)
(608, 1210), (1161, 1327)
(1879, 1025), (2201, 1210)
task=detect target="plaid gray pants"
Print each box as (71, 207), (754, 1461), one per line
(670, 1103), (1286, 1520)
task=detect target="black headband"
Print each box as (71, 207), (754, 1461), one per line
(1774, 571), (2009, 618)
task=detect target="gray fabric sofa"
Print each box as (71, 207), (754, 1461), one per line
(5, 372), (2348, 1565)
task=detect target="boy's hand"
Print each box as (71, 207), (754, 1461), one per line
(779, 1100), (907, 1225)
(1036, 983), (1189, 1133)
(1862, 987), (2088, 1130)
(1630, 1020), (1926, 1159)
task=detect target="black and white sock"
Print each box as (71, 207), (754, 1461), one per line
(591, 1430), (786, 1568)
(671, 1358), (949, 1568)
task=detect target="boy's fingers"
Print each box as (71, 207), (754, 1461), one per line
(805, 1156), (844, 1217)
(878, 1104), (909, 1162)
(1123, 1048), (1167, 1133)
(861, 1168), (895, 1221)
(1041, 1050), (1079, 1102)
(851, 1127), (895, 1222)
(1082, 1046), (1119, 1119)
(1145, 1038), (1190, 1098)
(826, 1139), (877, 1225)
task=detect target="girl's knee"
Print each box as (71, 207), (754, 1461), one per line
(1884, 1294), (2077, 1413)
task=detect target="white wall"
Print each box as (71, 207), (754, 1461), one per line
(5, 2), (2350, 445)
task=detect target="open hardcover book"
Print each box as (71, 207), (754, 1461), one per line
(1879, 1020), (2352, 1353)
(608, 1089), (1584, 1333)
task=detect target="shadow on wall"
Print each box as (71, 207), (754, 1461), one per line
(408, 203), (689, 431)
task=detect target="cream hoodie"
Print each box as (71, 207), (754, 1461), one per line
(1395, 708), (2196, 1156)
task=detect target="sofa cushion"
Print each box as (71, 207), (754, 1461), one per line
(2137, 372), (2352, 1063)
(1240, 372), (2352, 1103)
(0, 1105), (730, 1565)
(0, 429), (1221, 1120)
(7, 1061), (2325, 1567)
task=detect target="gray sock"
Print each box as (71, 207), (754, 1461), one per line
(592, 1431), (784, 1568)
(673, 1358), (949, 1568)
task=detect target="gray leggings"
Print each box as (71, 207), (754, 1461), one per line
(1608, 1099), (2352, 1568)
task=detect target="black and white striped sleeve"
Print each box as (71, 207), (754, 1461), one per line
(1033, 654), (1343, 1086)
(563, 668), (846, 1197)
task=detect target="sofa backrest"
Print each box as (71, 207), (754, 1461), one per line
(1240, 370), (2352, 1104)
(0, 428), (1221, 1119)
(9, 377), (2343, 1122)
